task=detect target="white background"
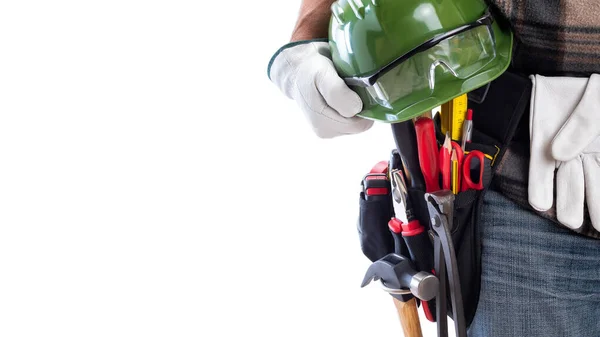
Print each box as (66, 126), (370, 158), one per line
(0, 1), (445, 336)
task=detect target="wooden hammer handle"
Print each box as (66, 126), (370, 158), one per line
(393, 297), (423, 337)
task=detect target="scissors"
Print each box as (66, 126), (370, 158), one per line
(441, 143), (486, 193)
(460, 149), (485, 192)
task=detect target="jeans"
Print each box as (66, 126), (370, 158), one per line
(467, 188), (600, 337)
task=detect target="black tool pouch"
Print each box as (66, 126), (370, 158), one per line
(434, 70), (532, 326)
(354, 70), (532, 327)
(357, 190), (395, 262)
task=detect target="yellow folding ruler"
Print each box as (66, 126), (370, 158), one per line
(439, 94), (468, 141)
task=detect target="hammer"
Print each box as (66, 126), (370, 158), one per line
(362, 253), (439, 337)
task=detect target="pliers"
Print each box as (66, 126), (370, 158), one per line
(389, 169), (436, 322)
(425, 190), (466, 337)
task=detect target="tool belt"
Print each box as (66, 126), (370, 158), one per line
(357, 70), (532, 328)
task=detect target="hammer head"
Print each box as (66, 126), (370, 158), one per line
(361, 253), (439, 302)
(361, 253), (413, 289)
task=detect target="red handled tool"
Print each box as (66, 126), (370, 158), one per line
(461, 150), (486, 192)
(389, 169), (436, 323)
(414, 117), (440, 192)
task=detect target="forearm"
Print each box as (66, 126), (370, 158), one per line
(290, 0), (336, 42)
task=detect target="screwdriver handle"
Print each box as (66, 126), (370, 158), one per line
(414, 117), (440, 192)
(391, 121), (426, 191)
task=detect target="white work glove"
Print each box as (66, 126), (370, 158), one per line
(268, 41), (374, 138)
(528, 74), (600, 231)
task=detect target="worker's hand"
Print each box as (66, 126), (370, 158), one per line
(528, 74), (600, 231)
(268, 41), (374, 138)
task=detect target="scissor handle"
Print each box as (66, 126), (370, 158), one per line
(461, 150), (485, 192)
(451, 141), (464, 161)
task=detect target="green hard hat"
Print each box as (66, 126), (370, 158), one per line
(328, 0), (513, 123)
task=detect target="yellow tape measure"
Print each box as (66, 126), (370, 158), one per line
(440, 94), (468, 141)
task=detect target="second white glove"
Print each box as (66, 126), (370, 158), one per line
(268, 41), (374, 138)
(529, 74), (600, 230)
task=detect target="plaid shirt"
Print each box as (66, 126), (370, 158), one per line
(488, 0), (600, 238)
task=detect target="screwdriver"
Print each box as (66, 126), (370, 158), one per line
(414, 117), (440, 192)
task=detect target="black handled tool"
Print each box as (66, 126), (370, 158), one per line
(391, 121), (426, 191)
(425, 191), (466, 337)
